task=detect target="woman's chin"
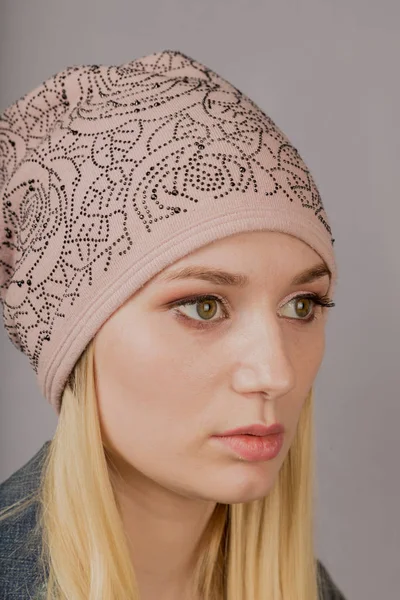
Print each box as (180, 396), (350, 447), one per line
(203, 469), (279, 505)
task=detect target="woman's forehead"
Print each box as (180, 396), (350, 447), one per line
(153, 232), (329, 287)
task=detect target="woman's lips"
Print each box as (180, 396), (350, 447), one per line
(212, 423), (284, 462)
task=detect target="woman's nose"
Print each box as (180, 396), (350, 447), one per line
(231, 316), (296, 401)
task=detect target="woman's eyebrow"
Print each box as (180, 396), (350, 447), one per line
(291, 264), (331, 285)
(160, 266), (248, 287)
(160, 263), (331, 287)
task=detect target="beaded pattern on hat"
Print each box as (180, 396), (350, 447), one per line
(0, 50), (333, 378)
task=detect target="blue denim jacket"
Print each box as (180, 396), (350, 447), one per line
(0, 442), (346, 599)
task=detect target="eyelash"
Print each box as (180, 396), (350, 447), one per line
(168, 293), (335, 330)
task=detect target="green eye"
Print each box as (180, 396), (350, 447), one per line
(293, 297), (313, 319)
(195, 299), (219, 320)
(280, 296), (315, 320)
(173, 295), (226, 322)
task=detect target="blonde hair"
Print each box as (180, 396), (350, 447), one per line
(1, 340), (318, 600)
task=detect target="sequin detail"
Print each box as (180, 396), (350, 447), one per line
(0, 50), (333, 375)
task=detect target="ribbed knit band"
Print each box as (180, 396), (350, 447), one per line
(0, 50), (336, 412)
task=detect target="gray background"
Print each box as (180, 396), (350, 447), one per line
(1, 1), (399, 598)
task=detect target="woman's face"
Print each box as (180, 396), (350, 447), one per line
(94, 231), (332, 504)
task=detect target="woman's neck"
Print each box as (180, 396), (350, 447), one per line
(112, 465), (217, 599)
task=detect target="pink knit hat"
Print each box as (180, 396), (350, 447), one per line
(0, 50), (336, 413)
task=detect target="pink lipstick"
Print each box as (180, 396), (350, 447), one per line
(213, 423), (284, 462)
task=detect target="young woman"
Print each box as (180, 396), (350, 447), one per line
(0, 50), (346, 600)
